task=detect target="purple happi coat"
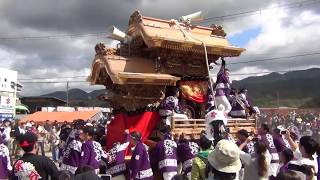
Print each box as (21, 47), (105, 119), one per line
(229, 94), (249, 118)
(107, 135), (130, 177)
(0, 144), (11, 179)
(129, 141), (153, 180)
(61, 135), (82, 173)
(279, 163), (290, 173)
(153, 134), (178, 173)
(79, 139), (107, 170)
(273, 135), (290, 153)
(160, 96), (182, 114)
(215, 64), (231, 97)
(177, 139), (199, 175)
(260, 133), (279, 163)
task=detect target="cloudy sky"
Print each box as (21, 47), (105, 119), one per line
(0, 0), (319, 96)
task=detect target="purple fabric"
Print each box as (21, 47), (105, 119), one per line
(129, 142), (153, 180)
(152, 135), (178, 173)
(79, 140), (103, 169)
(177, 140), (199, 174)
(279, 163), (290, 173)
(215, 65), (231, 97)
(107, 135), (130, 177)
(62, 137), (82, 167)
(0, 148), (9, 179)
(160, 96), (182, 113)
(317, 156), (320, 179)
(260, 133), (279, 162)
(273, 136), (288, 153)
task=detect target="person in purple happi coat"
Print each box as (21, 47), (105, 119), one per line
(60, 128), (83, 174)
(177, 135), (199, 179)
(272, 128), (291, 153)
(106, 129), (130, 180)
(258, 124), (280, 177)
(129, 131), (153, 180)
(214, 58), (232, 113)
(151, 127), (178, 180)
(79, 126), (108, 174)
(0, 135), (12, 180)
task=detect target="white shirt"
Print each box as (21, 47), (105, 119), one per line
(291, 149), (318, 180)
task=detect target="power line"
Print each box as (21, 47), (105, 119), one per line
(16, 51), (320, 81)
(18, 75), (88, 81)
(0, 32), (107, 41)
(228, 52), (320, 65)
(200, 0), (319, 23)
(19, 80), (87, 84)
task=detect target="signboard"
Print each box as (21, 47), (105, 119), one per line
(0, 96), (14, 109)
(0, 108), (14, 114)
(0, 113), (13, 120)
(57, 106), (75, 112)
(0, 68), (18, 93)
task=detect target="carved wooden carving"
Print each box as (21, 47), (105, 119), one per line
(129, 11), (143, 25)
(95, 43), (117, 56)
(210, 24), (227, 37)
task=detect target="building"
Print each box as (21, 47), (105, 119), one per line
(20, 96), (67, 113)
(0, 68), (21, 121)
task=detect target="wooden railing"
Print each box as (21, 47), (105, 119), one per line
(171, 118), (256, 138)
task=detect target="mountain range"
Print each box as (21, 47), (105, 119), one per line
(38, 68), (320, 108)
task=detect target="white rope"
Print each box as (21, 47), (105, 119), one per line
(173, 20), (216, 100)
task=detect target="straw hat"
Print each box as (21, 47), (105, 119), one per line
(208, 139), (242, 173)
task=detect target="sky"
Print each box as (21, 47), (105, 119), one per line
(0, 0), (319, 96)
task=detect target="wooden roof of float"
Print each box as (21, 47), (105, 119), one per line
(88, 50), (180, 86)
(127, 11), (245, 57)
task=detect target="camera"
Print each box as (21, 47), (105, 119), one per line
(281, 130), (287, 135)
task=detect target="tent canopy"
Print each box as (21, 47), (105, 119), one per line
(21, 111), (100, 123)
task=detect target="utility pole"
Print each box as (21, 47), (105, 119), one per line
(277, 91), (280, 108)
(66, 81), (69, 107)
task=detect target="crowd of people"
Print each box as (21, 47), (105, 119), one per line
(258, 110), (320, 137)
(0, 116), (319, 180)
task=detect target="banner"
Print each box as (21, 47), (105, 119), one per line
(105, 111), (160, 151)
(179, 81), (208, 103)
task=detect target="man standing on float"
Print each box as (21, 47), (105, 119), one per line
(214, 58), (232, 113)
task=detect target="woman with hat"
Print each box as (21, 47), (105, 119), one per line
(207, 139), (242, 180)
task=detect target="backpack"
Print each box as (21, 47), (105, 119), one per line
(197, 155), (212, 180)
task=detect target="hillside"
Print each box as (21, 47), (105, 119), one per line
(232, 68), (320, 107)
(41, 88), (108, 107)
(39, 68), (320, 108)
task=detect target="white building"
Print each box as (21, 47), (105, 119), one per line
(0, 68), (19, 121)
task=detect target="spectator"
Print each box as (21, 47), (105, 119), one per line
(191, 135), (212, 180)
(0, 135), (12, 180)
(207, 140), (241, 180)
(58, 170), (75, 180)
(275, 170), (301, 180)
(258, 123), (280, 177)
(278, 148), (294, 174)
(36, 124), (47, 156)
(13, 132), (59, 180)
(285, 134), (318, 180)
(74, 165), (101, 180)
(241, 141), (271, 180)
